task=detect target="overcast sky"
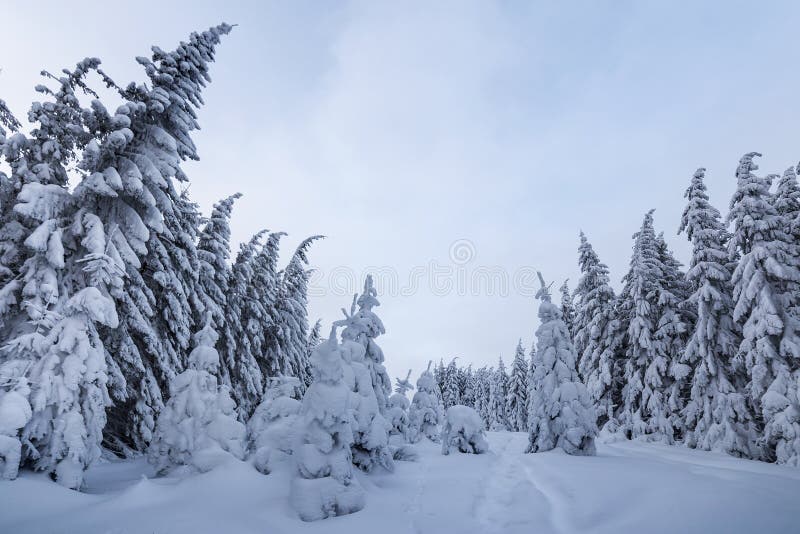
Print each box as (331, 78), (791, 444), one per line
(4, 1), (799, 381)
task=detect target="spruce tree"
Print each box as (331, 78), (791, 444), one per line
(442, 358), (461, 409)
(148, 316), (246, 474)
(77, 24), (234, 451)
(434, 359), (446, 401)
(505, 340), (529, 432)
(616, 210), (675, 442)
(727, 153), (800, 464)
(196, 192), (240, 350)
(274, 236), (322, 389)
(408, 362), (444, 442)
(222, 231), (267, 418)
(526, 273), (597, 455)
(247, 375), (303, 474)
(252, 231), (284, 378)
(679, 168), (756, 457)
(472, 366), (492, 429)
(335, 290), (393, 472)
(572, 232), (621, 429)
(460, 366), (477, 408)
(291, 328), (364, 521)
(487, 357), (508, 430)
(339, 275), (392, 415)
(560, 280), (576, 338)
(655, 232), (691, 439)
(0, 60), (124, 487)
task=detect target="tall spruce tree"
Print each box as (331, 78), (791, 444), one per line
(655, 232), (691, 439)
(573, 232), (621, 429)
(727, 153), (800, 464)
(77, 24), (234, 451)
(616, 210), (675, 442)
(679, 168), (756, 457)
(0, 60), (130, 485)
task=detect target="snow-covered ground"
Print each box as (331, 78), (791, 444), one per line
(1, 432), (798, 534)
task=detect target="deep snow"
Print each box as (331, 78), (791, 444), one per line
(1, 432), (798, 534)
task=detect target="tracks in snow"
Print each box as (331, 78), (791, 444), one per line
(473, 433), (575, 534)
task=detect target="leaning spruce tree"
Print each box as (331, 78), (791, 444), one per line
(679, 168), (757, 458)
(527, 272), (597, 455)
(88, 24), (234, 452)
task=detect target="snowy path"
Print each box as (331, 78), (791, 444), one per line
(2, 432), (799, 534)
(474, 432), (555, 533)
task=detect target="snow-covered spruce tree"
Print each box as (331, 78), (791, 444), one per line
(774, 165), (800, 244)
(291, 327), (364, 522)
(408, 362), (444, 442)
(560, 280), (576, 339)
(247, 375), (303, 474)
(274, 236), (323, 390)
(0, 372), (30, 480)
(0, 66), (128, 488)
(72, 24), (234, 452)
(473, 366), (492, 429)
(339, 275), (392, 415)
(505, 340), (529, 432)
(250, 231), (284, 378)
(0, 67), (91, 335)
(14, 179), (123, 490)
(22, 286), (120, 489)
(527, 343), (536, 400)
(727, 153), (800, 464)
(196, 192), (240, 378)
(335, 293), (393, 472)
(526, 272), (597, 455)
(221, 231), (267, 419)
(441, 405), (489, 455)
(434, 359), (446, 400)
(306, 319), (323, 359)
(460, 366), (476, 409)
(678, 168), (757, 457)
(616, 211), (677, 442)
(387, 370), (414, 439)
(442, 358), (461, 409)
(655, 232), (692, 439)
(149, 315), (246, 474)
(487, 357), (508, 430)
(572, 232), (621, 430)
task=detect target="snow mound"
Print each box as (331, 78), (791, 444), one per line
(441, 405), (489, 455)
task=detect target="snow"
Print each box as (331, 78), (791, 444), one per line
(441, 405), (488, 455)
(2, 431), (798, 534)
